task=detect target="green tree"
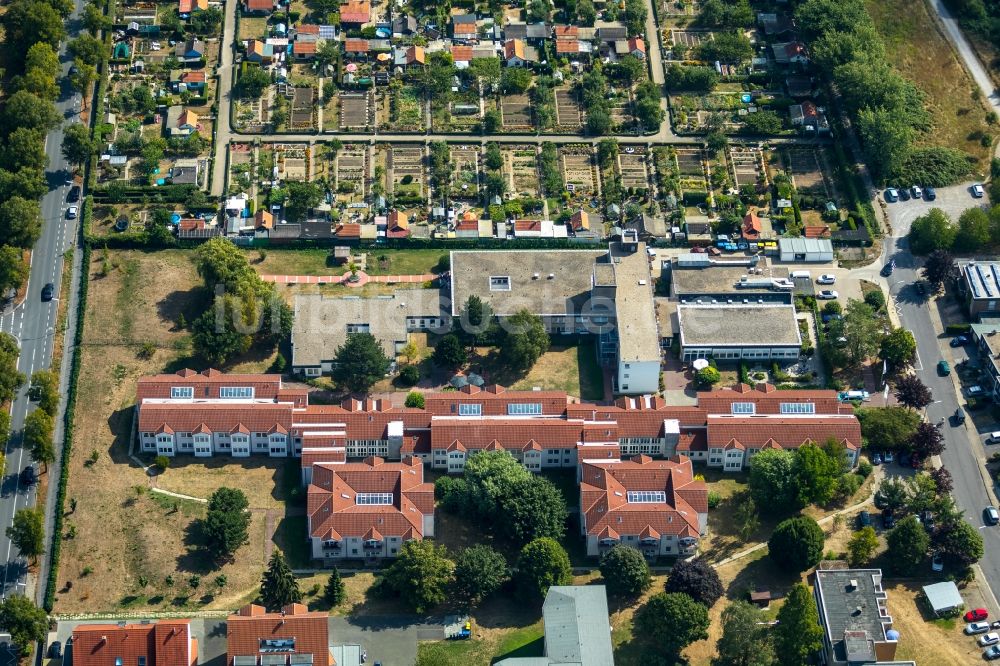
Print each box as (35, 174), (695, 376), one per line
(23, 408), (54, 470)
(404, 391), (425, 408)
(855, 106), (913, 183)
(384, 540), (454, 613)
(768, 516), (824, 572)
(748, 448), (800, 514)
(848, 526), (879, 566)
(259, 551), (302, 610)
(481, 109), (501, 134)
(715, 600), (775, 666)
(0, 196), (42, 249)
(840, 299), (882, 365)
(921, 249), (957, 290)
(774, 582), (824, 666)
(61, 123), (97, 169)
(28, 370), (59, 416)
(908, 208), (956, 255)
(0, 246), (29, 299)
(936, 518), (984, 568)
(20, 43), (60, 100)
(795, 442), (842, 506)
(324, 567), (346, 607)
(1, 127), (47, 173)
(237, 66), (271, 98)
(886, 515), (929, 575)
(469, 57), (502, 92)
(695, 366), (721, 387)
(203, 487), (251, 559)
(954, 207), (991, 252)
(500, 310), (549, 373)
(68, 34), (106, 66)
(665, 556), (723, 606)
(856, 406), (921, 452)
(516, 537), (572, 600)
(83, 3), (111, 33)
(874, 477), (910, 513)
(880, 328), (916, 370)
(284, 181), (324, 222)
(0, 334), (24, 403)
(501, 476), (567, 545)
(599, 544), (651, 598)
(332, 333), (391, 393)
(191, 297), (253, 365)
(0, 594), (48, 655)
(7, 508), (44, 562)
(0, 0), (66, 60)
(634, 592), (710, 657)
(501, 67), (532, 94)
(484, 144), (503, 171)
(453, 544), (509, 606)
(432, 333), (467, 368)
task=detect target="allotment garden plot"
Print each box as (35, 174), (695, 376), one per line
(784, 148), (830, 197)
(340, 93), (373, 130)
(728, 145), (766, 189)
(617, 149), (649, 190)
(501, 94), (533, 129)
(671, 30), (712, 48)
(450, 145), (480, 199)
(388, 145), (425, 199)
(561, 147), (598, 197)
(503, 146), (542, 199)
(272, 143), (310, 181)
(334, 145), (369, 204)
(555, 87), (583, 129)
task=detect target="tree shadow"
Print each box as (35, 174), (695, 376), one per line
(175, 519), (217, 575)
(156, 288), (211, 331)
(723, 556), (798, 604)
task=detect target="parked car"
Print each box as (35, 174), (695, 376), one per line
(938, 360), (951, 375)
(925, 186), (937, 201)
(19, 465), (35, 486)
(48, 642), (61, 659)
(982, 633), (1000, 647)
(821, 313), (843, 323)
(973, 183), (986, 198)
(872, 452), (883, 465)
(40, 282), (53, 301)
(885, 187), (899, 202)
(911, 185), (923, 198)
(858, 511), (871, 527)
(884, 451), (895, 464)
(67, 185), (80, 203)
(817, 274), (836, 285)
(967, 385), (986, 397)
(881, 261), (895, 277)
(985, 645), (1000, 660)
(817, 290), (839, 300)
(954, 407), (966, 424)
(899, 188), (911, 201)
(931, 553), (944, 572)
(987, 432), (1000, 444)
(882, 509), (895, 529)
(968, 621), (992, 634)
(66, 205), (78, 219)
(986, 507), (1000, 525)
(950, 335), (969, 347)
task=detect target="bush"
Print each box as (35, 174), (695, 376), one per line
(695, 366), (721, 387)
(863, 290), (886, 311)
(707, 491), (722, 509)
(946, 323), (972, 334)
(857, 459), (873, 479)
(153, 455), (170, 472)
(404, 391), (424, 408)
(397, 365), (420, 386)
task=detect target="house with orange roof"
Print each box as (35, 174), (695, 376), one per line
(226, 604), (331, 666)
(344, 38), (370, 59)
(179, 0), (207, 16)
(452, 13), (478, 40)
(339, 0), (370, 26)
(165, 107), (199, 137)
(308, 456), (434, 559)
(580, 455), (708, 557)
(243, 0), (273, 14)
(504, 39), (530, 66)
(742, 210), (762, 240)
(386, 210), (410, 238)
(71, 620), (197, 666)
(292, 40), (317, 60)
(245, 39), (274, 63)
(627, 36), (646, 59)
(254, 209), (274, 230)
(451, 45), (473, 69)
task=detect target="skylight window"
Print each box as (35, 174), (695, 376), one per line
(627, 491), (666, 503)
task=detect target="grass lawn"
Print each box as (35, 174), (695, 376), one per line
(866, 0), (994, 170)
(508, 341), (604, 400)
(249, 248), (449, 277)
(238, 17), (268, 39)
(54, 250), (289, 613)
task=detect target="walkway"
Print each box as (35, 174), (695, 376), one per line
(261, 272), (435, 287)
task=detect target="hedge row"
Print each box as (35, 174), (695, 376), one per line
(44, 198), (93, 611)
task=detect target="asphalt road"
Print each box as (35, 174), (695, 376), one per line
(883, 188), (1000, 608)
(0, 3), (85, 599)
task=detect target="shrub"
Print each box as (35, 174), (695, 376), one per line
(397, 365), (420, 386)
(153, 455), (170, 472)
(404, 391), (425, 408)
(707, 491), (722, 509)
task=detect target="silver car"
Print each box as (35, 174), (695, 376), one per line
(967, 621), (991, 635)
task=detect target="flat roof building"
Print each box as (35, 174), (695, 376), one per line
(669, 255), (793, 304)
(676, 304), (802, 361)
(813, 568), (898, 665)
(961, 261), (1000, 319)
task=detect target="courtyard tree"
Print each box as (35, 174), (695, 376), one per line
(6, 508), (43, 562)
(599, 544), (651, 598)
(259, 550), (302, 610)
(886, 515), (929, 575)
(768, 516), (824, 572)
(203, 487), (251, 560)
(634, 592), (710, 658)
(695, 365), (721, 387)
(774, 583), (824, 666)
(500, 310), (549, 374)
(715, 600), (775, 666)
(748, 448), (800, 514)
(848, 526), (879, 566)
(452, 544), (509, 607)
(856, 406), (921, 452)
(880, 329), (917, 371)
(332, 332), (391, 393)
(893, 374), (932, 410)
(922, 249), (958, 290)
(384, 540), (454, 613)
(517, 537), (572, 601)
(0, 594), (48, 655)
(459, 294), (493, 343)
(664, 557), (723, 607)
(432, 333), (467, 369)
(323, 567), (346, 607)
(502, 476), (567, 545)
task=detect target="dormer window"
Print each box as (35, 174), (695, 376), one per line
(220, 386), (254, 399)
(780, 402), (815, 414)
(170, 387), (193, 399)
(731, 402), (754, 415)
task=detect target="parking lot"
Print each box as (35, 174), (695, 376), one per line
(881, 181), (987, 238)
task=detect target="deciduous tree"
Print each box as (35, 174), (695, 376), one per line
(599, 544), (651, 598)
(28, 370), (59, 416)
(893, 374), (932, 409)
(23, 409), (54, 470)
(774, 583), (824, 666)
(886, 515), (929, 575)
(500, 310), (549, 373)
(748, 448), (800, 514)
(848, 526), (879, 566)
(384, 540), (454, 613)
(0, 594), (48, 655)
(453, 544), (508, 606)
(922, 249), (958, 290)
(6, 508), (43, 562)
(664, 557), (723, 607)
(909, 421), (945, 462)
(432, 333), (467, 368)
(856, 406), (921, 452)
(516, 537), (571, 601)
(908, 208), (956, 255)
(880, 329), (917, 371)
(768, 516), (824, 572)
(715, 600), (775, 666)
(634, 592), (709, 657)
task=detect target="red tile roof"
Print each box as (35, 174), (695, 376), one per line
(627, 36), (645, 53)
(581, 456), (707, 540)
(226, 605), (330, 666)
(554, 25), (578, 38)
(244, 0), (273, 12)
(293, 41), (317, 55)
(555, 38), (579, 54)
(706, 415), (860, 451)
(514, 219), (542, 232)
(429, 417), (611, 451)
(181, 71), (207, 83)
(139, 402), (294, 434)
(804, 224), (831, 238)
(423, 384), (569, 416)
(137, 369), (284, 401)
(339, 0), (370, 24)
(345, 38), (370, 53)
(697, 383), (844, 415)
(453, 21), (477, 36)
(451, 45), (473, 62)
(72, 621), (196, 666)
(334, 223), (362, 238)
(308, 456), (433, 540)
(297, 24), (320, 34)
(742, 210), (761, 239)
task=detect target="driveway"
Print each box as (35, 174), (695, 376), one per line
(880, 182), (986, 238)
(330, 615), (444, 666)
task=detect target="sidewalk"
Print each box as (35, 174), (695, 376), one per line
(261, 272), (434, 287)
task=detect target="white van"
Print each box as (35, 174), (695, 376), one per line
(789, 270), (811, 279)
(987, 432), (1000, 444)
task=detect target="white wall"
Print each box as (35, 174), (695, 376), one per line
(617, 360), (659, 394)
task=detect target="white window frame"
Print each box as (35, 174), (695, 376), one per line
(627, 490), (667, 503)
(458, 403), (482, 416)
(731, 402), (755, 415)
(508, 403), (543, 415)
(170, 386), (194, 399)
(220, 386), (254, 399)
(356, 493), (394, 505)
(489, 275), (511, 291)
(779, 402), (815, 414)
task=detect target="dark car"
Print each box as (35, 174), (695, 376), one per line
(954, 407), (967, 424)
(20, 465), (35, 486)
(921, 510), (935, 531)
(951, 335), (969, 347)
(48, 641), (61, 659)
(880, 261), (895, 277)
(882, 509), (895, 529)
(986, 506), (999, 525)
(67, 185), (81, 203)
(858, 510), (871, 527)
(925, 186), (937, 201)
(40, 282), (54, 301)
